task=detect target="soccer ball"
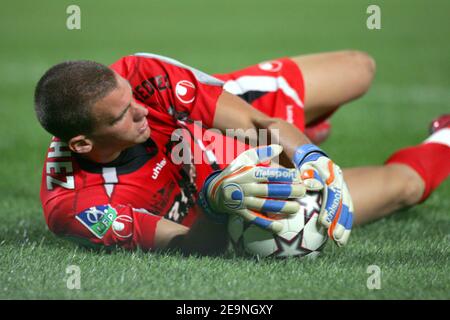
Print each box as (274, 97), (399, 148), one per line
(228, 191), (328, 259)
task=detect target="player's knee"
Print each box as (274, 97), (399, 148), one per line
(349, 50), (376, 76)
(403, 175), (425, 207)
(396, 166), (425, 207)
(345, 50), (376, 93)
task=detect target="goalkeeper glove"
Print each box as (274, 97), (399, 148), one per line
(293, 144), (354, 247)
(199, 145), (306, 233)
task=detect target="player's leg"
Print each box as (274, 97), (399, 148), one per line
(290, 50), (376, 125)
(215, 51), (375, 145)
(343, 164), (425, 225)
(344, 119), (450, 225)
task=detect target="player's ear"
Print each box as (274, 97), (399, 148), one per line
(68, 135), (93, 154)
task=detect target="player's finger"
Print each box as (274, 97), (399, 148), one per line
(238, 209), (283, 233)
(325, 160), (344, 187)
(342, 181), (354, 212)
(318, 193), (342, 229)
(244, 197), (300, 214)
(246, 144), (284, 164)
(222, 145), (282, 175)
(332, 204), (353, 241)
(241, 183), (306, 199)
(326, 197), (344, 242)
(338, 183), (354, 230)
(254, 144), (284, 163)
(228, 144), (283, 170)
(337, 229), (352, 247)
(303, 178), (324, 191)
(322, 186), (343, 222)
(333, 224), (352, 247)
(300, 168), (324, 191)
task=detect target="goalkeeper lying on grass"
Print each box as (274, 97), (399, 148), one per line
(34, 51), (450, 255)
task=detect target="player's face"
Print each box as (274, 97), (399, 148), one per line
(90, 73), (151, 149)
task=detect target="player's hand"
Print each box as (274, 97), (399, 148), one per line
(198, 145), (306, 233)
(293, 144), (354, 247)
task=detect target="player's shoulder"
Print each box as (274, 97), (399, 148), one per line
(110, 52), (223, 86)
(109, 52), (184, 74)
(111, 52), (189, 68)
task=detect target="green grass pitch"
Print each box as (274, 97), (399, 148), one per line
(0, 0), (449, 299)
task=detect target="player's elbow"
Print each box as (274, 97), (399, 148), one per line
(159, 217), (229, 256)
(168, 233), (229, 257)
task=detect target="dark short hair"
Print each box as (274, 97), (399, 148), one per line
(34, 60), (117, 141)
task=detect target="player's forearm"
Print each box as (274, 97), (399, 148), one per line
(166, 213), (229, 256)
(213, 91), (311, 167)
(252, 117), (311, 167)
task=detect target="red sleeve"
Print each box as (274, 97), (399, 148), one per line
(43, 192), (162, 251)
(110, 53), (224, 128)
(40, 138), (162, 251)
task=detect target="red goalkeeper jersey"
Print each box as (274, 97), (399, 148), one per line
(40, 53), (234, 250)
(40, 53), (306, 251)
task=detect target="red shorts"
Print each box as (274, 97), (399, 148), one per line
(214, 58), (306, 132)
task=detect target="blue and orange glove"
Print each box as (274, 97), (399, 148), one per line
(198, 145), (306, 233)
(294, 144), (354, 247)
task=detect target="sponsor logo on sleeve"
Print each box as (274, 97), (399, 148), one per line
(175, 80), (196, 104)
(258, 60), (283, 72)
(75, 205), (117, 239)
(112, 215), (133, 239)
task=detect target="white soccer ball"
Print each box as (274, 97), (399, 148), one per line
(228, 191), (328, 259)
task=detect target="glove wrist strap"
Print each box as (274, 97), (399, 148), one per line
(293, 144), (328, 168)
(198, 171), (228, 224)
